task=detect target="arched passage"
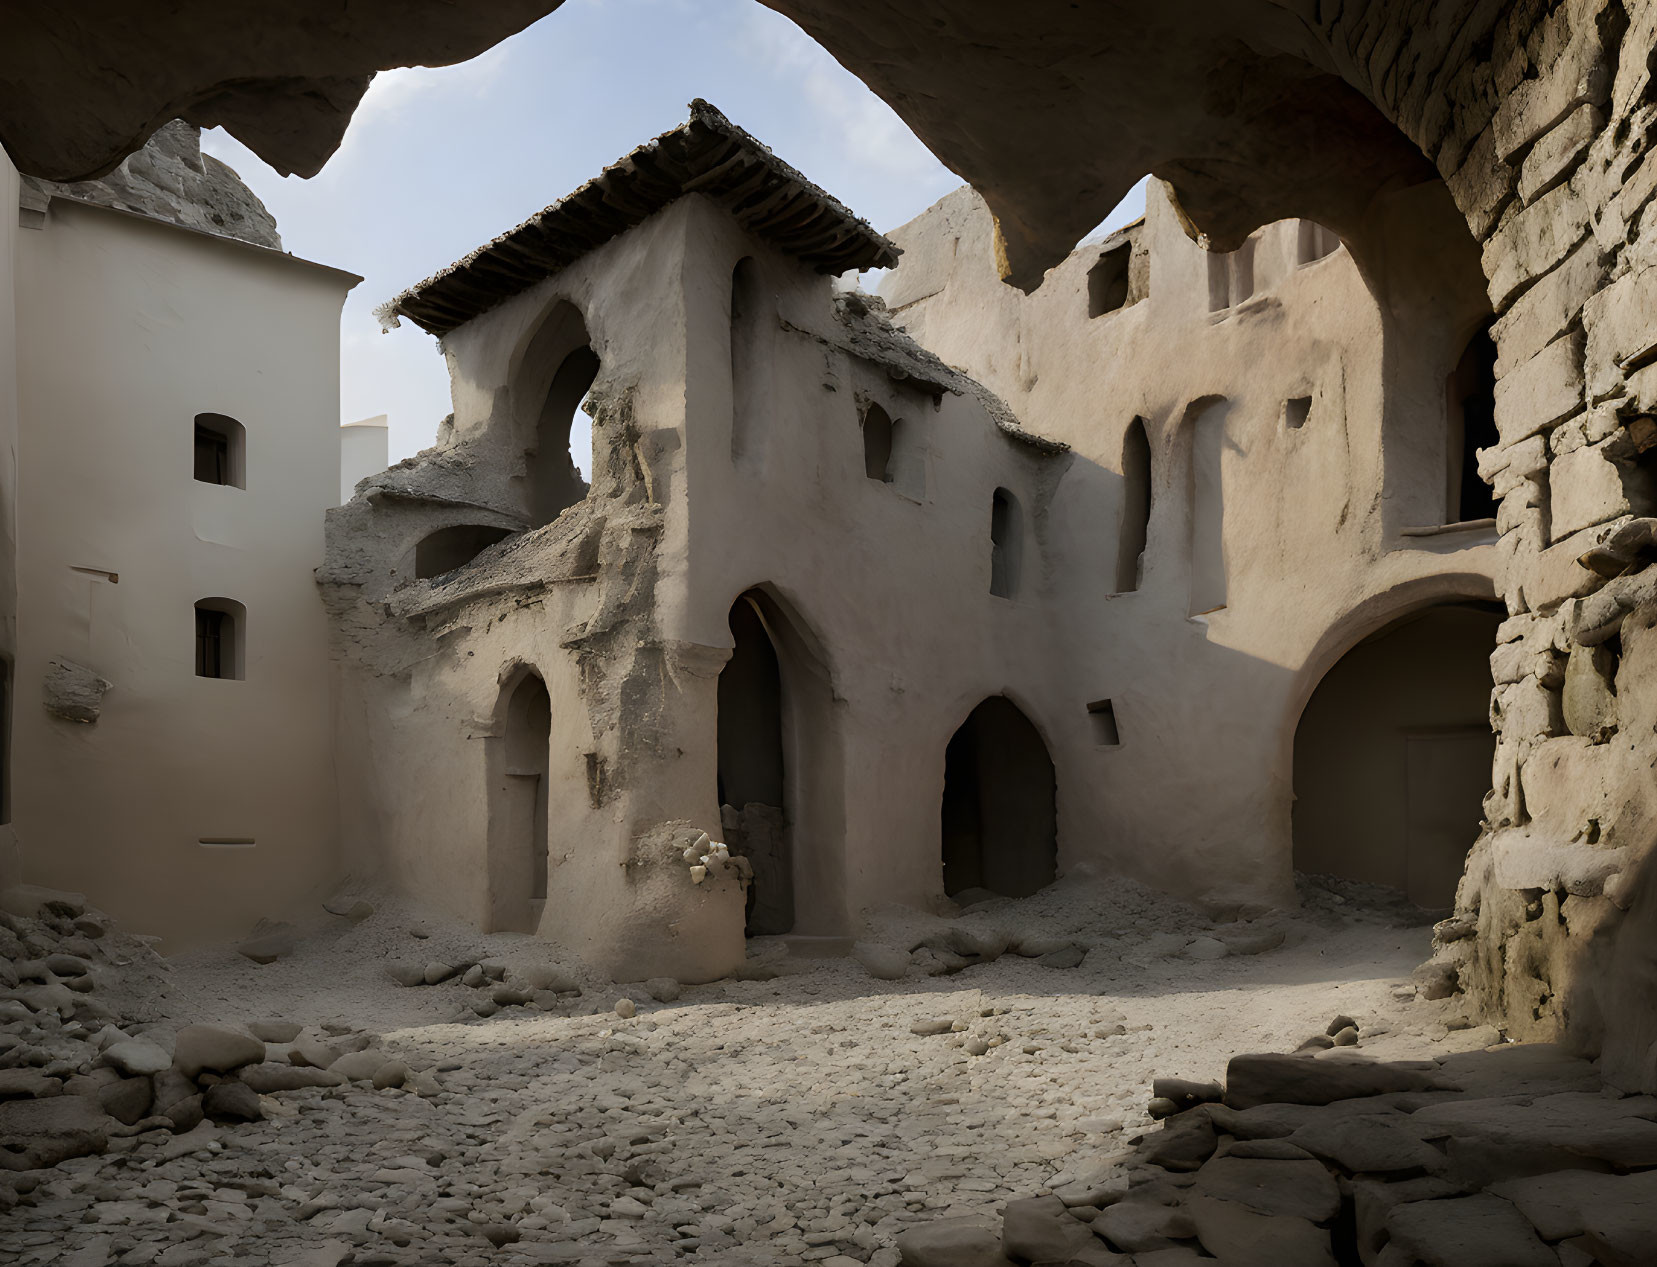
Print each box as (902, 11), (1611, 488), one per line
(489, 669), (550, 933)
(941, 696), (1057, 899)
(1293, 602), (1501, 908)
(717, 594), (792, 935)
(514, 300), (599, 529)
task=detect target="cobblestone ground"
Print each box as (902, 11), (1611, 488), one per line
(1, 878), (1484, 1267)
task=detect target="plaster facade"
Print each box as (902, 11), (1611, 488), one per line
(9, 191), (357, 948)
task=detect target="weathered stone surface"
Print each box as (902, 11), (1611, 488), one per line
(0, 1069), (61, 1099)
(1000, 1195), (1095, 1263)
(1224, 1053), (1448, 1109)
(1091, 1200), (1196, 1253)
(0, 1095), (109, 1169)
(1493, 331), (1583, 444)
(1550, 441), (1630, 539)
(1183, 1194), (1335, 1267)
(1190, 1156), (1341, 1222)
(101, 1037), (171, 1077)
(1519, 105), (1601, 206)
(1562, 640), (1618, 740)
(1385, 1194), (1555, 1267)
(247, 1020), (304, 1043)
(853, 942), (911, 980)
(1585, 262), (1657, 400)
(95, 1076), (153, 1126)
(1288, 1112), (1443, 1174)
(1490, 1168), (1657, 1243)
(237, 1062), (345, 1093)
(1411, 1091), (1657, 1182)
(328, 1049), (387, 1082)
(171, 1024), (265, 1078)
(41, 658), (112, 724)
(894, 1217), (1012, 1267)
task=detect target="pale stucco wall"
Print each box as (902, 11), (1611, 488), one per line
(13, 198), (355, 947)
(881, 184), (1501, 909)
(339, 415), (389, 506)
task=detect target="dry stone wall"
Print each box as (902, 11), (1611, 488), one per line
(1316, 0), (1657, 1091)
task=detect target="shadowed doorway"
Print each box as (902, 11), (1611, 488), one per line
(495, 671), (550, 933)
(941, 696), (1057, 899)
(1293, 602), (1501, 907)
(717, 595), (794, 935)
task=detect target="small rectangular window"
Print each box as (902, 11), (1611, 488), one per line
(1284, 397), (1312, 430)
(196, 608), (225, 678)
(1087, 699), (1121, 746)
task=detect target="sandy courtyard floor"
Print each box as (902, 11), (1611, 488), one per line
(1, 877), (1495, 1266)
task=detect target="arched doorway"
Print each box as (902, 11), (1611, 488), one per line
(514, 300), (599, 528)
(493, 670), (550, 933)
(941, 697), (1057, 899)
(717, 595), (793, 935)
(1293, 602), (1501, 907)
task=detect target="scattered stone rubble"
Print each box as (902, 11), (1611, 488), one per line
(896, 1027), (1657, 1267)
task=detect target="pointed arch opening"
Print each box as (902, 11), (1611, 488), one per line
(941, 697), (1057, 900)
(1447, 321), (1499, 523)
(488, 669), (550, 933)
(515, 300), (599, 529)
(717, 594), (791, 935)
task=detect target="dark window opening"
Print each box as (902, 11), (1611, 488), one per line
(717, 595), (793, 936)
(1088, 243), (1132, 317)
(1285, 396), (1312, 430)
(862, 403), (895, 482)
(1448, 323), (1498, 522)
(415, 524), (514, 579)
(1116, 418), (1151, 593)
(194, 599), (244, 680)
(193, 413), (245, 488)
(494, 671), (551, 933)
(990, 488), (1022, 599)
(1087, 699), (1121, 746)
(942, 697), (1057, 899)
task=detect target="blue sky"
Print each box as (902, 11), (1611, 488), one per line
(202, 0), (1144, 469)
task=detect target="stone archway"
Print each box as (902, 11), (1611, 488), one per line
(940, 696), (1057, 901)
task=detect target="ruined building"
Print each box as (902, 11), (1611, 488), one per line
(4, 0), (1657, 1099)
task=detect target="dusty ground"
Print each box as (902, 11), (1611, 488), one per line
(1, 875), (1499, 1267)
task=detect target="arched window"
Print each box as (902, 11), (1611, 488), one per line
(193, 413), (245, 488)
(415, 525), (514, 579)
(515, 301), (598, 529)
(990, 488), (1022, 599)
(194, 598), (246, 680)
(1116, 418), (1151, 593)
(862, 403), (895, 482)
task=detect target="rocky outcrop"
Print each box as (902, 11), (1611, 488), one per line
(26, 120), (281, 250)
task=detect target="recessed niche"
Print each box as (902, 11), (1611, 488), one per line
(1284, 396), (1312, 430)
(1087, 699), (1121, 746)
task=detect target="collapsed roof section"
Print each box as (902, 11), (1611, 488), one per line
(378, 99), (901, 337)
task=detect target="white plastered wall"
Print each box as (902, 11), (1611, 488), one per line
(13, 198), (355, 947)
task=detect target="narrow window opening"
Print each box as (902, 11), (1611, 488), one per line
(0, 658), (10, 825)
(1297, 221), (1342, 265)
(1088, 243), (1132, 318)
(194, 598), (245, 680)
(530, 346), (599, 529)
(1116, 418), (1152, 593)
(1206, 252), (1230, 313)
(862, 403), (895, 482)
(1284, 396), (1312, 430)
(990, 488), (1022, 599)
(193, 413), (245, 488)
(1230, 239), (1256, 305)
(1447, 322), (1498, 522)
(1087, 699), (1121, 746)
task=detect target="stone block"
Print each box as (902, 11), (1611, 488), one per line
(1223, 1053), (1448, 1110)
(1519, 104), (1602, 205)
(1386, 1194), (1556, 1267)
(1584, 263), (1657, 400)
(1492, 678), (1565, 741)
(1484, 181), (1591, 311)
(1494, 332), (1583, 444)
(1492, 237), (1605, 377)
(41, 658), (112, 724)
(1517, 520), (1617, 611)
(1492, 13), (1610, 160)
(1562, 641), (1618, 739)
(1550, 440), (1634, 538)
(0, 1095), (109, 1170)
(1444, 124), (1514, 242)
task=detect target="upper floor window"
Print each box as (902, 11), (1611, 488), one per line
(195, 598), (246, 679)
(194, 413), (246, 488)
(990, 488), (1023, 599)
(862, 403), (896, 482)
